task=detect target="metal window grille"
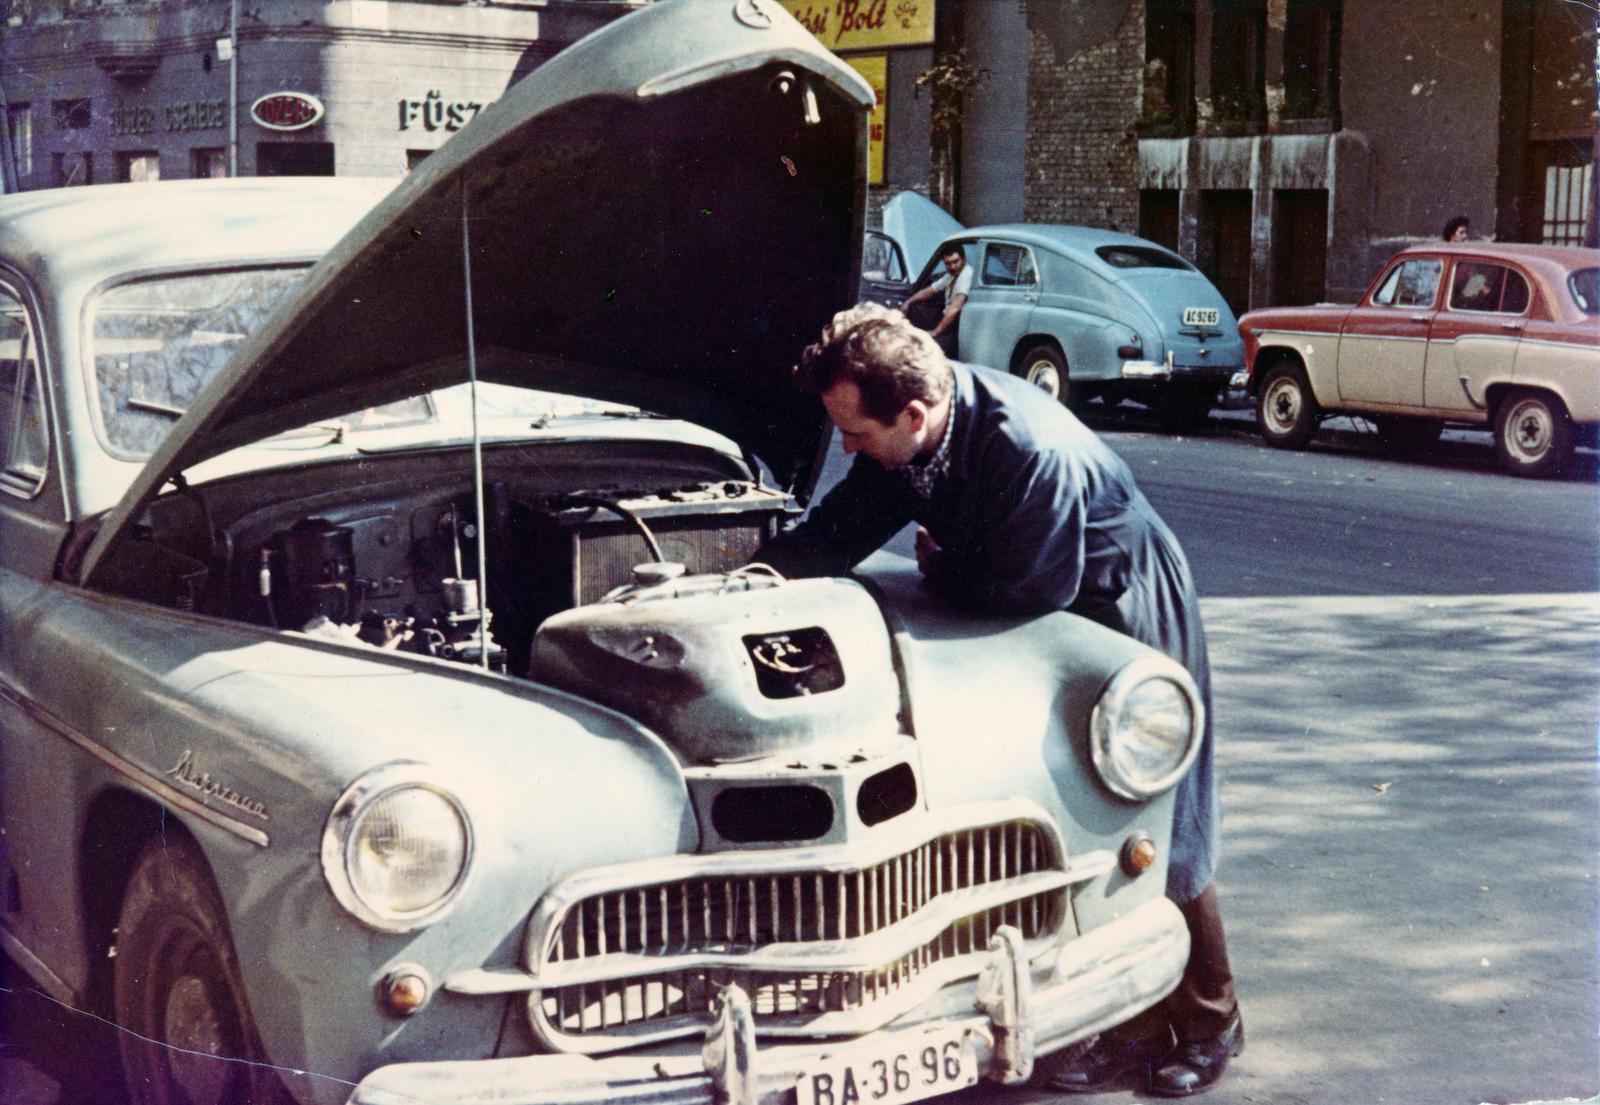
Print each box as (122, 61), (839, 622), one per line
(1543, 163), (1593, 246)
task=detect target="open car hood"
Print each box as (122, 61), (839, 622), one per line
(881, 191), (965, 277)
(83, 0), (871, 584)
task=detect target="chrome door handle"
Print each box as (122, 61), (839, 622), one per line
(1023, 294), (1037, 303)
(1500, 321), (1523, 332)
(1409, 314), (1430, 323)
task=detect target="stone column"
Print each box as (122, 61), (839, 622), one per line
(1264, 0), (1286, 132)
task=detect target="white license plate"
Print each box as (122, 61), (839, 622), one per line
(794, 1026), (979, 1105)
(1182, 306), (1220, 326)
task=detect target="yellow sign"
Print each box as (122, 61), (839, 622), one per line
(779, 0), (935, 51)
(844, 55), (887, 185)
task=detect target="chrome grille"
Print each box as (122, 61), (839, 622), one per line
(529, 820), (1066, 1046)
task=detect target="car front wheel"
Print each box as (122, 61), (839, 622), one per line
(1494, 390), (1574, 478)
(1257, 363), (1319, 449)
(115, 837), (290, 1105)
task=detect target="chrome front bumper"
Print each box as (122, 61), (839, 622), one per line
(347, 895), (1188, 1105)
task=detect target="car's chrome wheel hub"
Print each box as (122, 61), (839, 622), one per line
(1264, 379), (1300, 429)
(164, 973), (230, 1102)
(1507, 400), (1552, 460)
(1026, 360), (1061, 400)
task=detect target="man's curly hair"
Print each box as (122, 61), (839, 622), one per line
(794, 304), (953, 423)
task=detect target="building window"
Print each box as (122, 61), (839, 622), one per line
(1209, 0), (1266, 128)
(53, 151), (92, 187)
(117, 151), (160, 183)
(192, 148), (227, 178)
(52, 97), (92, 131)
(1143, 0), (1195, 134)
(406, 149), (433, 171)
(1538, 148), (1593, 246)
(256, 141), (334, 176)
(6, 104), (31, 177)
(1282, 0), (1340, 122)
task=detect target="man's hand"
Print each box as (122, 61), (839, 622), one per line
(914, 526), (941, 574)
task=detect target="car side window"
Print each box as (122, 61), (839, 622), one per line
(1372, 259), (1443, 308)
(981, 243), (1037, 288)
(1449, 262), (1528, 314)
(0, 284), (49, 498)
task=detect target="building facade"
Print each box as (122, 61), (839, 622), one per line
(952, 0), (1597, 311)
(0, 0), (640, 190)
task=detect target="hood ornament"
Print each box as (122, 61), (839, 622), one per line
(734, 0), (774, 29)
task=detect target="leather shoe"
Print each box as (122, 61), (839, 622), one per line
(1043, 1029), (1172, 1094)
(1148, 1011), (1244, 1097)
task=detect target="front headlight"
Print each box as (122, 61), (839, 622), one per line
(1090, 657), (1203, 801)
(322, 763), (474, 932)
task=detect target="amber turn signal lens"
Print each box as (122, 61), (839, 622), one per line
(381, 969), (431, 1017)
(1121, 833), (1158, 876)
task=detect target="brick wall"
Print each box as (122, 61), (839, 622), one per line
(1024, 3), (1143, 229)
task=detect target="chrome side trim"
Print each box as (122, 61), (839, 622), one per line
(0, 923), (78, 1005)
(1457, 375), (1488, 410)
(0, 679), (270, 848)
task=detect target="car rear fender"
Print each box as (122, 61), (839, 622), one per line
(1511, 330), (1600, 423)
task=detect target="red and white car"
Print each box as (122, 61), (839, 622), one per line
(1236, 242), (1600, 477)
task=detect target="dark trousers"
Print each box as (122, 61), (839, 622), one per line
(1119, 883), (1238, 1043)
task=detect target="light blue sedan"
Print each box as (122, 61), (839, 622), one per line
(874, 195), (1244, 429)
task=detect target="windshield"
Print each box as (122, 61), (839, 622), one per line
(92, 267), (310, 457)
(1570, 268), (1599, 316)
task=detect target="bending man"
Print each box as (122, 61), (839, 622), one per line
(759, 304), (1242, 1098)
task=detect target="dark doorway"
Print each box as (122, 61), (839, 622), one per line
(1199, 189), (1252, 314)
(1271, 189), (1328, 305)
(256, 141), (334, 176)
(1140, 189), (1181, 252)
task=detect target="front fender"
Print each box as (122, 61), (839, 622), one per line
(854, 557), (1181, 935)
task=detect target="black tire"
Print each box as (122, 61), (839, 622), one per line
(1015, 344), (1082, 411)
(114, 837), (291, 1105)
(1373, 415), (1444, 456)
(1256, 362), (1319, 449)
(1494, 389), (1574, 478)
(1153, 386), (1217, 432)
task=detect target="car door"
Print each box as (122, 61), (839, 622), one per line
(1423, 259), (1530, 416)
(859, 230), (911, 308)
(1337, 256), (1441, 408)
(960, 240), (1038, 370)
(0, 271), (84, 979)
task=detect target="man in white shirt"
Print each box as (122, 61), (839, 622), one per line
(903, 246), (972, 357)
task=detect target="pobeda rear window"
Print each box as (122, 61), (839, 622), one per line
(90, 267), (308, 457)
(1095, 245), (1193, 271)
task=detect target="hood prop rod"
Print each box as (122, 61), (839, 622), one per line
(461, 179), (492, 670)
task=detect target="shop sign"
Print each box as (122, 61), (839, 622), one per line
(113, 100), (227, 136)
(399, 91), (487, 133)
(844, 55), (887, 185)
(778, 0), (934, 50)
(251, 92), (325, 132)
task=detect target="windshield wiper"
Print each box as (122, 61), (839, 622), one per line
(127, 397), (188, 420)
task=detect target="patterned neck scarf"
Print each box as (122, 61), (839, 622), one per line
(903, 399), (956, 499)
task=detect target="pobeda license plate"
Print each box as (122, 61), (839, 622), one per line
(1182, 306), (1220, 326)
(795, 1026), (979, 1105)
